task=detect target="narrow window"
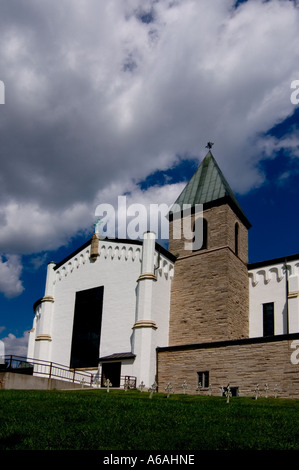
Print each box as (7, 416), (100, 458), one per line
(235, 222), (239, 256)
(197, 370), (209, 388)
(263, 302), (274, 337)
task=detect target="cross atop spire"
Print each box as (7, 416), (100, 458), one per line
(169, 148), (251, 228)
(205, 141), (214, 149)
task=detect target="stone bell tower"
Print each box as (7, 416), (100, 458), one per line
(168, 150), (251, 345)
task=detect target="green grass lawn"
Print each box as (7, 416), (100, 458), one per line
(0, 388), (299, 451)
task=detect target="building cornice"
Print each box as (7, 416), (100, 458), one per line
(248, 253), (299, 270)
(174, 244), (248, 267)
(53, 237), (177, 271)
(157, 332), (299, 354)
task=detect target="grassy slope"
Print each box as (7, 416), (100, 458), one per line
(0, 389), (298, 450)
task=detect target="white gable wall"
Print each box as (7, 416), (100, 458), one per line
(53, 241), (141, 368)
(29, 235), (175, 387)
(29, 241), (142, 368)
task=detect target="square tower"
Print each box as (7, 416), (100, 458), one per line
(168, 151), (251, 345)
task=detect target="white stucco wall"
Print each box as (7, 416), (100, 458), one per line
(29, 235), (174, 387)
(249, 257), (299, 338)
(152, 252), (174, 349)
(49, 240), (142, 368)
(27, 313), (37, 360)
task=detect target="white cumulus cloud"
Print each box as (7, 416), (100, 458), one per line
(1, 331), (29, 357)
(0, 255), (24, 298)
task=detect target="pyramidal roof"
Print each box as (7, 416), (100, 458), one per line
(170, 151), (251, 227)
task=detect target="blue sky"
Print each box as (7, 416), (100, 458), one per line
(1, 0), (299, 356)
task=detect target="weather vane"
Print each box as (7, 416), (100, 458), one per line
(206, 141), (214, 149)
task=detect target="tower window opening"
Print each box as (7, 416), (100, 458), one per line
(235, 222), (239, 256)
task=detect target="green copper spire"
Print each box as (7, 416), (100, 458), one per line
(170, 151), (250, 227)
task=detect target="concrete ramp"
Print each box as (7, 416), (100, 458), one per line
(0, 372), (89, 390)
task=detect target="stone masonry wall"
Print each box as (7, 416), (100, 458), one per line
(157, 334), (299, 399)
(169, 203), (248, 264)
(168, 203), (249, 346)
(168, 247), (249, 345)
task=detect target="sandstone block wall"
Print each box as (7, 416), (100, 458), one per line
(157, 333), (299, 399)
(168, 248), (249, 345)
(168, 203), (249, 345)
(169, 203), (248, 264)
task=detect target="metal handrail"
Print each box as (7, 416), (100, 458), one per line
(1, 355), (95, 386)
(1, 355), (137, 389)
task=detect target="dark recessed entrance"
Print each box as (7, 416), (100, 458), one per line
(222, 386), (239, 397)
(101, 362), (121, 388)
(70, 286), (104, 369)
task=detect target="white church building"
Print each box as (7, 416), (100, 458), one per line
(28, 230), (176, 388)
(27, 151), (299, 396)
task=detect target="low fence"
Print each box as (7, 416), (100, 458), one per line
(0, 355), (136, 389)
(1, 355), (95, 386)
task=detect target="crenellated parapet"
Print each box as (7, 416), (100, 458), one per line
(54, 239), (174, 284)
(249, 261), (299, 287)
(249, 267), (285, 286)
(154, 255), (175, 281)
(54, 241), (142, 282)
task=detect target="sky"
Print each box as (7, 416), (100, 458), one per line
(1, 0), (299, 357)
